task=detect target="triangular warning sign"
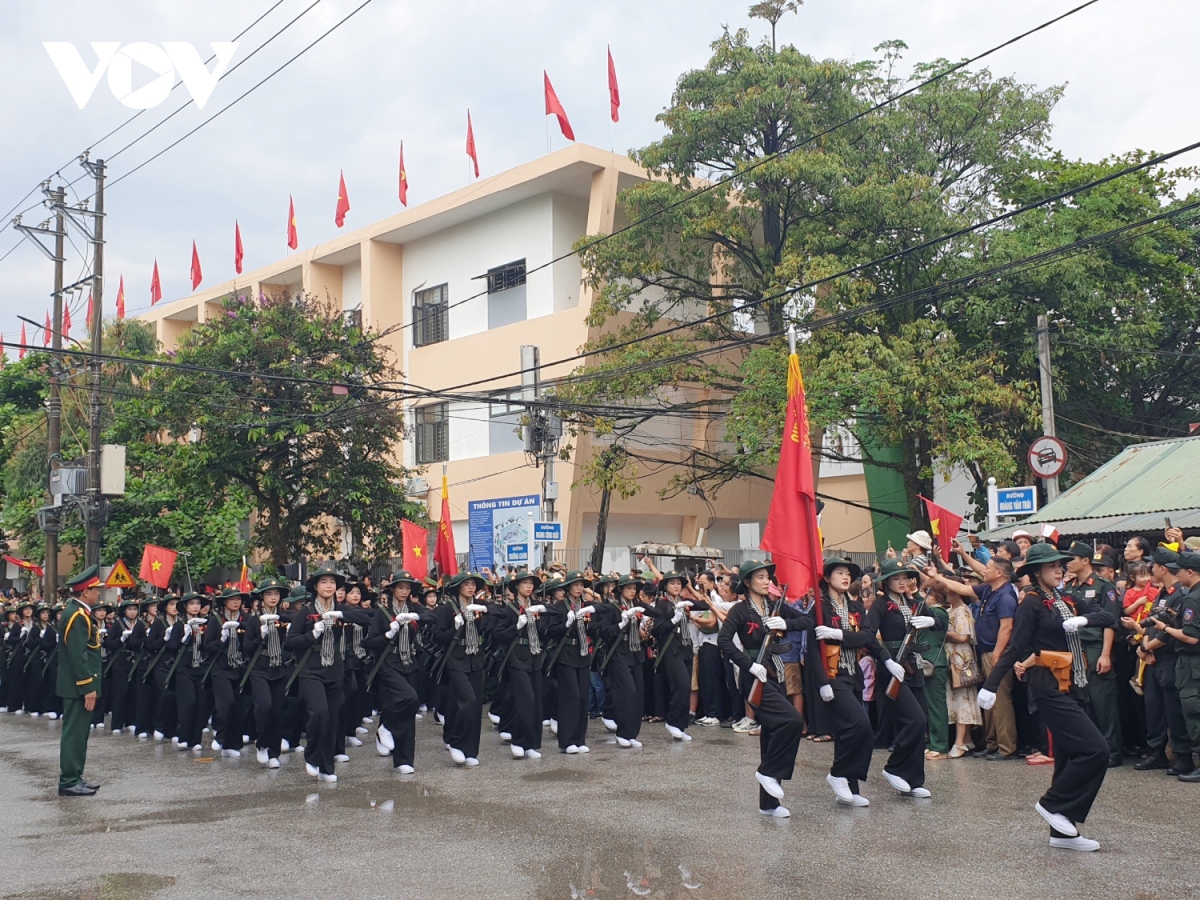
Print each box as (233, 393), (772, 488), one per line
(104, 559), (137, 589)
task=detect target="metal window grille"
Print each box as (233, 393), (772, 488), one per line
(413, 283), (449, 347)
(486, 260), (526, 294)
(415, 402), (449, 464)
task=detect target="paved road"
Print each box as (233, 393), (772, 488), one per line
(0, 713), (1195, 899)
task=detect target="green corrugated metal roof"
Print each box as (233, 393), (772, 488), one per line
(998, 435), (1200, 533)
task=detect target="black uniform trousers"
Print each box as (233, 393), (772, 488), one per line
(657, 649), (692, 731)
(250, 667), (287, 759)
(881, 682), (927, 789)
(443, 665), (484, 758)
(134, 663), (159, 734)
(210, 667), (245, 751)
(1150, 656), (1192, 756)
(152, 660), (177, 737)
(336, 667), (362, 753)
(696, 643), (725, 720)
(607, 653), (644, 740)
(1036, 687), (1108, 828)
(827, 673), (873, 793)
(747, 676), (805, 811)
(505, 663), (544, 751)
(299, 665), (345, 775)
(174, 664), (206, 748)
(492, 674), (514, 735)
(377, 666), (420, 767)
(108, 662), (135, 730)
(554, 662), (591, 749)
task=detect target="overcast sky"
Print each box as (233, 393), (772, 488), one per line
(1, 0), (1196, 350)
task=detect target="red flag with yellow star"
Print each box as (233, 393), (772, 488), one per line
(401, 520), (429, 581)
(920, 495), (964, 563)
(432, 475), (459, 578)
(139, 544), (178, 590)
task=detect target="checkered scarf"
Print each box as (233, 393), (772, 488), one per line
(314, 599), (337, 667)
(570, 597), (588, 656)
(224, 611), (244, 668)
(389, 599), (414, 666)
(829, 591), (858, 675)
(452, 596), (480, 655)
(748, 595), (784, 682)
(1049, 589), (1088, 688)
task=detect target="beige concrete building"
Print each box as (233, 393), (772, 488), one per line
(139, 143), (878, 570)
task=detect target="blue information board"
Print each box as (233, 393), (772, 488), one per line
(468, 494), (541, 571)
(995, 486), (1037, 516)
(533, 521), (563, 542)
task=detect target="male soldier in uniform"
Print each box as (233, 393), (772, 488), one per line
(57, 565), (104, 796)
(1065, 542), (1123, 767)
(1156, 551), (1200, 782)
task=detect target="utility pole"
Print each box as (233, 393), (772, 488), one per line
(1036, 313), (1060, 503)
(45, 186), (66, 597)
(521, 345), (560, 567)
(82, 157), (106, 567)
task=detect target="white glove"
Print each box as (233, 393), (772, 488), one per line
(220, 628), (230, 643)
(566, 611), (577, 626)
(526, 605), (546, 615)
(400, 613), (421, 623)
(21, 625), (31, 637)
(189, 617), (207, 627)
(453, 614), (464, 630)
(675, 600), (694, 611)
(579, 605), (596, 617)
(749, 662), (768, 683)
(910, 615), (935, 630)
(313, 621), (326, 638)
(765, 616), (787, 631)
(1062, 616), (1089, 633)
(182, 627), (192, 644)
(819, 685), (834, 702)
(323, 610), (344, 621)
(814, 626), (843, 641)
(885, 659), (906, 682)
(978, 688), (996, 710)
(120, 631), (129, 643)
(386, 620), (401, 639)
(260, 623), (272, 638)
(222, 620), (239, 631)
(260, 614), (279, 624)
(516, 614), (528, 629)
(671, 610), (684, 625)
(466, 604), (488, 614)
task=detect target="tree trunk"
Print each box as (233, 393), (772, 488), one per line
(589, 485), (612, 573)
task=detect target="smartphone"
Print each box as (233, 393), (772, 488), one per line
(1165, 517), (1173, 529)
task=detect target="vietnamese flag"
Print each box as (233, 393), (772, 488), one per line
(116, 276), (125, 321)
(544, 71), (575, 141)
(920, 495), (964, 563)
(335, 171), (350, 228)
(760, 348), (823, 599)
(401, 520), (430, 581)
(234, 221), (244, 274)
(465, 111), (479, 179)
(287, 196), (299, 250)
(139, 544), (178, 590)
(432, 474), (459, 578)
(608, 46), (620, 123)
(150, 259), (162, 305)
(43, 311), (51, 346)
(190, 241), (203, 291)
(398, 142), (409, 207)
(62, 303), (71, 340)
(86, 290), (93, 332)
(19, 323), (27, 359)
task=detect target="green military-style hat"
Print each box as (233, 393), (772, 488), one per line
(616, 574), (644, 590)
(656, 570), (687, 588)
(343, 578), (376, 603)
(156, 593), (182, 614)
(1016, 542), (1074, 578)
(65, 564), (102, 593)
(179, 591), (205, 605)
(591, 574), (616, 589)
(381, 570), (423, 592)
(139, 595), (160, 609)
(822, 557), (863, 582)
(305, 562), (346, 593)
(217, 585), (251, 605)
(738, 559), (776, 582)
(445, 570), (487, 594)
(506, 568), (542, 589)
(116, 595), (140, 612)
(559, 570), (592, 589)
(878, 558), (919, 581)
(253, 576), (288, 596)
(287, 584), (311, 603)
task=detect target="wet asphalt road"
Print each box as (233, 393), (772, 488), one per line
(0, 711), (1196, 900)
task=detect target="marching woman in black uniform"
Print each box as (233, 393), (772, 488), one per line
(172, 592), (209, 751)
(482, 569), (548, 759)
(432, 571), (490, 766)
(810, 558), (878, 807)
(867, 559), (941, 799)
(241, 577), (290, 769)
(5, 600), (35, 715)
(979, 542), (1116, 851)
(130, 597), (159, 738)
(146, 595), (184, 741)
(203, 587), (250, 757)
(597, 575), (648, 748)
(106, 598), (140, 734)
(718, 559), (813, 817)
(544, 571), (600, 754)
(365, 570), (424, 773)
(284, 563), (373, 782)
(91, 600), (113, 728)
(23, 604), (52, 716)
(650, 571), (698, 742)
(335, 579), (371, 761)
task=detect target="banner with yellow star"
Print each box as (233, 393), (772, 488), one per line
(139, 543), (178, 590)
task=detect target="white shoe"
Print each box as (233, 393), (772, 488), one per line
(125, 725), (137, 734)
(14, 710), (24, 715)
(464, 757), (479, 767)
(435, 713), (445, 725)
(334, 753), (350, 763)
(137, 732), (148, 740)
(542, 719), (550, 727)
(306, 763), (320, 777)
(395, 764), (415, 774)
(355, 726), (369, 736)
(419, 704), (427, 713)
(759, 806), (791, 818)
(849, 794), (870, 807)
(257, 747), (269, 765)
(376, 739), (390, 757)
(565, 745), (580, 754)
(178, 742), (190, 752)
(280, 739), (291, 752)
(1035, 803), (1078, 838)
(0, 707), (7, 713)
(755, 771), (785, 800)
(29, 712), (39, 718)
(511, 745), (525, 759)
(47, 712), (59, 720)
(112, 728), (121, 735)
(415, 713), (423, 720)
(697, 716), (720, 727)
(346, 736), (363, 748)
(617, 737), (631, 748)
(267, 758), (280, 769)
(826, 774), (854, 803)
(499, 732), (512, 743)
(444, 742), (451, 751)
(318, 772), (337, 783)
(211, 739), (222, 751)
(910, 787), (931, 799)
(293, 744), (304, 754)
(378, 724), (395, 751)
(666, 724), (685, 740)
(192, 744), (202, 752)
(488, 712), (500, 725)
(524, 748), (542, 759)
(578, 745), (590, 753)
(602, 718), (617, 732)
(221, 748), (241, 757)
(1050, 836), (1099, 851)
(170, 736), (180, 745)
(153, 730), (165, 741)
(629, 739), (642, 749)
(550, 719), (558, 734)
(883, 770), (912, 794)
(449, 747), (466, 765)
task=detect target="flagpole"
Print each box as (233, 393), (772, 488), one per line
(787, 323), (796, 355)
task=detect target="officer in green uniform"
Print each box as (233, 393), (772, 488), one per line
(57, 565), (104, 796)
(1065, 542), (1123, 766)
(1159, 550), (1200, 782)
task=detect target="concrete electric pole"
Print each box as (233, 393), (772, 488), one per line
(1036, 313), (1060, 503)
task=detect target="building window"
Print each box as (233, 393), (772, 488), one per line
(486, 260), (527, 330)
(489, 392), (525, 455)
(413, 283), (449, 347)
(415, 403), (449, 464)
